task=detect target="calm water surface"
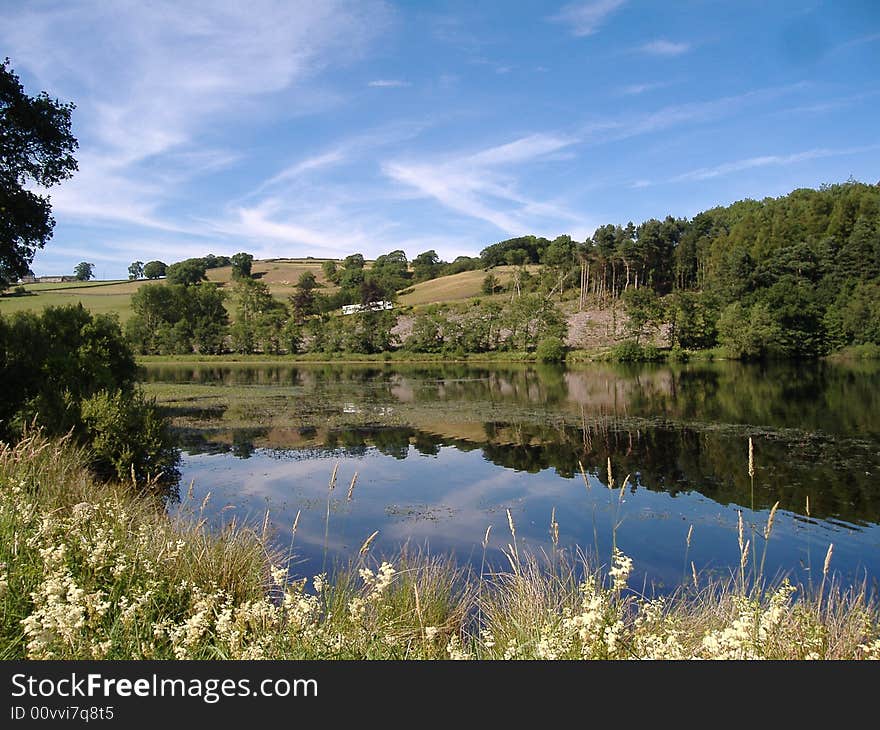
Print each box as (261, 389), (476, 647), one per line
(142, 360), (880, 594)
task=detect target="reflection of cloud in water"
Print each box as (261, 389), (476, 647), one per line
(155, 361), (880, 592)
(172, 444), (880, 592)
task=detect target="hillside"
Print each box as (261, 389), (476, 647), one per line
(0, 259), (338, 322)
(397, 266), (521, 306)
(0, 259), (638, 352)
(1, 259), (513, 321)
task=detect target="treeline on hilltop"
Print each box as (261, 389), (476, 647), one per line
(119, 180), (880, 360)
(475, 180), (880, 359)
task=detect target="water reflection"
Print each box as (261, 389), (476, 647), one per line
(143, 360), (880, 592)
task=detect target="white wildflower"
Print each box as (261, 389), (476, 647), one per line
(502, 638), (522, 660)
(609, 548), (633, 592)
(313, 573), (327, 595)
(480, 629), (496, 649)
(446, 634), (471, 660)
(373, 562), (395, 595)
(348, 597), (366, 622)
(858, 638), (880, 660)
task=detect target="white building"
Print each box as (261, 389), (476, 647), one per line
(341, 300), (394, 315)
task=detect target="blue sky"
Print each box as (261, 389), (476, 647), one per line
(3, 0), (879, 279)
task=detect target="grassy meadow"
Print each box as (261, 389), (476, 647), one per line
(1, 430), (878, 660)
(0, 259), (338, 322)
(397, 266), (524, 306)
(0, 279), (141, 321)
(0, 259), (534, 323)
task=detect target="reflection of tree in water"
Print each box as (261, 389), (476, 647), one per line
(475, 419), (880, 526)
(149, 360), (880, 525)
(232, 428), (265, 459)
(184, 419), (880, 526)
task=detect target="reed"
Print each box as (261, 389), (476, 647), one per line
(1, 432), (877, 660)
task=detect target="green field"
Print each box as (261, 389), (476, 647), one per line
(398, 267), (507, 306)
(1, 259), (520, 320)
(0, 279), (144, 321)
(0, 260), (341, 322)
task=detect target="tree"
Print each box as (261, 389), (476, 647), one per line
(667, 291), (718, 350)
(186, 283), (228, 354)
(202, 253), (230, 270)
(289, 271), (318, 323)
(359, 277), (385, 306)
(622, 287), (664, 344)
(541, 235), (577, 295)
(143, 260), (166, 279)
(500, 294), (565, 350)
(231, 252), (254, 280)
(717, 302), (781, 360)
(230, 278), (284, 354)
(74, 261), (94, 281)
(412, 250), (442, 281)
(0, 59), (78, 288)
(322, 260), (339, 284)
(343, 253), (365, 270)
(128, 261), (144, 280)
(125, 282), (228, 355)
(297, 270), (318, 291)
(0, 304), (135, 438)
(166, 258), (207, 286)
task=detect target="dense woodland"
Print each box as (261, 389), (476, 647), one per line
(117, 181), (880, 360)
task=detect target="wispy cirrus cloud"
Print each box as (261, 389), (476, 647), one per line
(619, 80), (675, 96)
(632, 144), (880, 187)
(0, 0), (389, 236)
(383, 133), (593, 237)
(251, 122), (427, 195)
(549, 0), (627, 37)
(368, 79), (411, 87)
(210, 200), (375, 258)
(834, 32), (880, 52)
(774, 89), (880, 116)
(583, 83), (810, 144)
(670, 145), (880, 182)
(637, 39), (691, 56)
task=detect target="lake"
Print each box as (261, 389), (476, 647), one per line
(141, 359), (880, 595)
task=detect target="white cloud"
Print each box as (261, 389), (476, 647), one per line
(0, 0), (389, 234)
(383, 134), (592, 236)
(368, 79), (410, 87)
(619, 81), (673, 96)
(835, 32), (880, 52)
(549, 0), (627, 37)
(580, 83), (810, 144)
(249, 122), (427, 199)
(670, 145), (880, 182)
(637, 40), (691, 56)
(633, 144), (880, 188)
(467, 134), (578, 166)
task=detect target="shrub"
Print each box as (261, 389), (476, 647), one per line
(610, 340), (663, 362)
(80, 389), (180, 488)
(536, 336), (567, 363)
(0, 305), (179, 490)
(611, 340), (642, 362)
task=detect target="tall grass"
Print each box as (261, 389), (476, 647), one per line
(1, 432), (878, 660)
